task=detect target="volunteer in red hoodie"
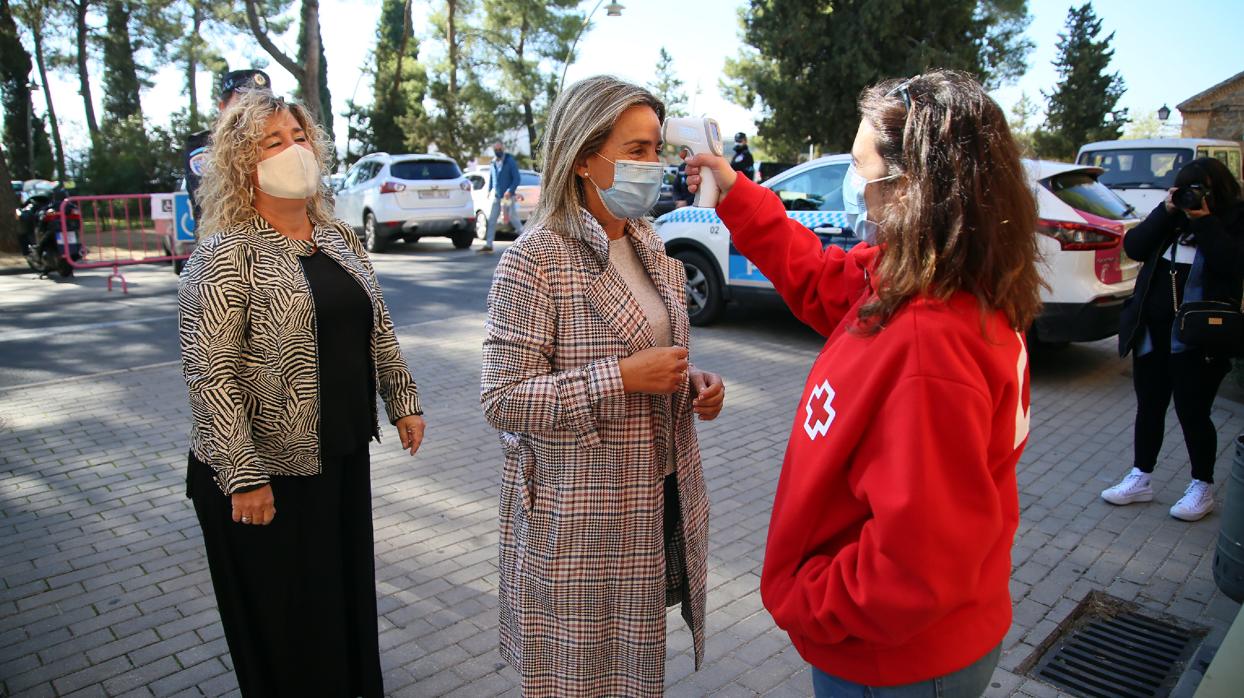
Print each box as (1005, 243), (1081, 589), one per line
(685, 70), (1042, 697)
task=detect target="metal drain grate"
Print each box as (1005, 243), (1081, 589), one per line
(1033, 604), (1201, 698)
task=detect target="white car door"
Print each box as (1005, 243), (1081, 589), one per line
(335, 164), (364, 225)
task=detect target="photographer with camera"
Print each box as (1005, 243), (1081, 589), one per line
(1107, 157), (1244, 521)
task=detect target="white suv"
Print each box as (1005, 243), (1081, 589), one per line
(653, 155), (1139, 346)
(334, 152), (475, 251)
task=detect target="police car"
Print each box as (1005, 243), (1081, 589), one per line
(654, 155), (1139, 346)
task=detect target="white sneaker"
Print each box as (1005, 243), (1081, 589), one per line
(1170, 480), (1214, 521)
(1101, 468), (1155, 505)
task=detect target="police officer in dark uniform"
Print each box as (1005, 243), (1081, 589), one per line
(184, 69), (272, 219)
(174, 69), (272, 273)
(731, 132), (755, 183)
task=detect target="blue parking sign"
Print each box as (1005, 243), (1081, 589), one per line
(174, 192), (196, 242)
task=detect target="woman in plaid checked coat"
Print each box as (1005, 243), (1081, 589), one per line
(481, 76), (726, 697)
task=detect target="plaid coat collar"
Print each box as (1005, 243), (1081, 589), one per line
(577, 209), (691, 355)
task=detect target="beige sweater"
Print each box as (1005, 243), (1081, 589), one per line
(609, 234), (677, 477)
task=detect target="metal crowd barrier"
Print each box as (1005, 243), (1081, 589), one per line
(58, 193), (193, 293)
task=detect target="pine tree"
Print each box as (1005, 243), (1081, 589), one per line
(649, 47), (687, 118)
(0, 0), (52, 180)
(353, 0), (427, 158)
(722, 0), (1033, 155)
(420, 0), (504, 165)
(101, 1), (144, 123)
(1008, 92), (1039, 157)
(1033, 2), (1126, 161)
(480, 0), (582, 160)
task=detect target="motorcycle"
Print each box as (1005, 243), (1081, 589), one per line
(18, 182), (84, 278)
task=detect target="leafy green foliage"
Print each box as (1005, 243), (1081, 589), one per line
(1, 0), (53, 180)
(649, 47), (687, 118)
(479, 0), (583, 162)
(722, 0), (1033, 155)
(101, 1), (144, 123)
(417, 0), (506, 165)
(83, 113), (184, 194)
(1032, 2), (1126, 161)
(348, 0), (428, 161)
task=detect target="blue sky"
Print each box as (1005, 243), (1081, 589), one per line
(33, 0), (1244, 160)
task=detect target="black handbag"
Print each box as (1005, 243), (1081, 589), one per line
(1171, 262), (1244, 355)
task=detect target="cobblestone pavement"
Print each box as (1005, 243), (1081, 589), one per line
(2, 297), (1243, 696)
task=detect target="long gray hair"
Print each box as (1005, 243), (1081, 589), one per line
(532, 76), (665, 238)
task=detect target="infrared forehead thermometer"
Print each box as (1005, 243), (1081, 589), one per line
(662, 117), (723, 207)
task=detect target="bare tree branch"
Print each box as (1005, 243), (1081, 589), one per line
(243, 0), (302, 79)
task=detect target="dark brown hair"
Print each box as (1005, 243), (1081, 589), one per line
(1174, 157), (1242, 216)
(856, 69), (1044, 334)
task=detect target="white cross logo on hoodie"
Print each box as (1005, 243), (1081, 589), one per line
(804, 379), (836, 441)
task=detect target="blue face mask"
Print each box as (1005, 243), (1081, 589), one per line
(590, 154), (665, 219)
(842, 161), (897, 245)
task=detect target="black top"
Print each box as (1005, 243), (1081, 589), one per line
(731, 144), (755, 180)
(1118, 201), (1244, 357)
(184, 129), (210, 221)
(301, 250), (375, 455)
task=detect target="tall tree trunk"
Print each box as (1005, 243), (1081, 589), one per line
(388, 0), (413, 105)
(74, 0), (98, 141)
(0, 139), (17, 253)
(242, 0), (323, 123)
(31, 30), (64, 181)
(446, 0), (458, 155)
(187, 0), (202, 125)
(300, 0), (321, 121)
(517, 12), (535, 152)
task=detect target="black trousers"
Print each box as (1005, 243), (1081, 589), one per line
(1132, 341), (1230, 483)
(188, 447), (383, 697)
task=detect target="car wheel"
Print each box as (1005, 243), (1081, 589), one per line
(364, 211), (387, 253)
(475, 211), (488, 240)
(451, 228), (474, 249)
(675, 250), (723, 326)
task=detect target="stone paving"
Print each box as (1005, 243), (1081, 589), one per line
(2, 300), (1243, 697)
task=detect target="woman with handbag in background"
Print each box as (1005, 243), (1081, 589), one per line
(1107, 157), (1244, 521)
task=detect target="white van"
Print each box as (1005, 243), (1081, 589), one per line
(1076, 138), (1242, 215)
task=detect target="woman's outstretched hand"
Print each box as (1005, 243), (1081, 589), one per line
(689, 369), (725, 421)
(683, 152), (739, 202)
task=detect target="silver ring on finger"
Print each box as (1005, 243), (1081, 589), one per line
(241, 516), (251, 524)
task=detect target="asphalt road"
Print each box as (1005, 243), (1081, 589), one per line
(0, 239), (507, 389)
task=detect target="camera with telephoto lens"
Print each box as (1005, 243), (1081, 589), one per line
(1173, 183), (1209, 211)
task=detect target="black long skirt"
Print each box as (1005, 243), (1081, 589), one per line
(187, 447), (383, 697)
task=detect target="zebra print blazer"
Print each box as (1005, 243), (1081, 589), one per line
(178, 215), (422, 494)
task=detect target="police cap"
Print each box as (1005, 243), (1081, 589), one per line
(221, 69), (272, 99)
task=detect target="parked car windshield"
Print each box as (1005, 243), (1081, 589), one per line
(1077, 148), (1191, 189)
(768, 163), (848, 212)
(520, 172), (540, 186)
(390, 159), (462, 180)
(1044, 172), (1135, 220)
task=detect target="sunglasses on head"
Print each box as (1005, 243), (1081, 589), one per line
(887, 79), (913, 112)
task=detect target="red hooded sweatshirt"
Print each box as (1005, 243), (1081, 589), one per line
(717, 177), (1028, 686)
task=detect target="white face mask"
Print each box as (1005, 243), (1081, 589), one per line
(256, 144), (321, 199)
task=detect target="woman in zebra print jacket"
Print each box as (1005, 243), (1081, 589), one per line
(177, 91), (424, 697)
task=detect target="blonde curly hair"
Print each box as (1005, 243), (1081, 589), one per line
(196, 91), (334, 236)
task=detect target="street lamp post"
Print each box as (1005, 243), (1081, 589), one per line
(558, 1), (624, 92)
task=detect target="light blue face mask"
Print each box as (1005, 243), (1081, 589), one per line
(590, 154), (665, 219)
(842, 161), (897, 245)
